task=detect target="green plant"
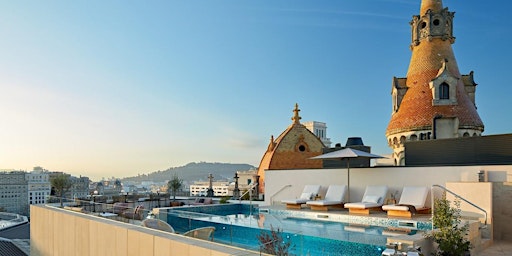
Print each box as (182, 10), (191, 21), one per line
(426, 195), (471, 256)
(257, 225), (293, 256)
(51, 174), (72, 207)
(167, 173), (183, 201)
(219, 196), (230, 204)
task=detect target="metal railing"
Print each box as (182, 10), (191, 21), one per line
(269, 184), (292, 206)
(431, 184), (488, 226)
(239, 182), (259, 202)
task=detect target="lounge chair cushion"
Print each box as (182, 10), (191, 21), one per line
(282, 198), (309, 204)
(344, 185), (388, 210)
(382, 186), (429, 211)
(307, 200), (343, 206)
(306, 185), (347, 206)
(362, 195), (381, 204)
(300, 192), (313, 200)
(281, 185), (321, 205)
(343, 202), (381, 209)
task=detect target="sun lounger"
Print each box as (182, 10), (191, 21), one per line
(281, 185), (321, 209)
(306, 185), (347, 211)
(344, 185), (388, 215)
(382, 186), (430, 218)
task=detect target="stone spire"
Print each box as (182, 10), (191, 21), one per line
(386, 0), (484, 165)
(420, 0), (443, 14)
(292, 103), (301, 124)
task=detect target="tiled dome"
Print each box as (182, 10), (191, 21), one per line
(257, 104), (324, 193)
(386, 0), (484, 136)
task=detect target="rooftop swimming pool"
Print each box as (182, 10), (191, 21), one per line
(161, 204), (430, 256)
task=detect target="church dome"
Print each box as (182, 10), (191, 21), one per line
(257, 104), (324, 193)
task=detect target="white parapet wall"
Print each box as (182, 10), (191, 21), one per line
(30, 205), (265, 256)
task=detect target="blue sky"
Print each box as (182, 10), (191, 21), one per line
(1, 0), (511, 181)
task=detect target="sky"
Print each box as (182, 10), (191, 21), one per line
(1, 0), (511, 181)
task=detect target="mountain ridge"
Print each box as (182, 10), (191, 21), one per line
(121, 162), (256, 183)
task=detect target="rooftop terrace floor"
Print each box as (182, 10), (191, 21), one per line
(474, 240), (512, 256)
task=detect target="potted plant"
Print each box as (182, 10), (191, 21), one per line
(257, 225), (292, 256)
(426, 194), (471, 256)
(167, 173), (183, 206)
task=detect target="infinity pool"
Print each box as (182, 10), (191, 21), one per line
(162, 204), (424, 256)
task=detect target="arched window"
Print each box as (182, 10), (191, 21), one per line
(440, 82), (449, 99)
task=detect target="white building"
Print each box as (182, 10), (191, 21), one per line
(190, 181), (231, 197)
(26, 169), (51, 206)
(302, 121), (332, 147)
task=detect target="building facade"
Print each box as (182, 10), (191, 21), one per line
(0, 171), (29, 215)
(190, 181), (231, 197)
(386, 0), (484, 165)
(302, 121), (332, 148)
(26, 170), (51, 206)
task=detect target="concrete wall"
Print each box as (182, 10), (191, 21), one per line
(492, 182), (512, 240)
(264, 165), (512, 206)
(30, 205), (263, 256)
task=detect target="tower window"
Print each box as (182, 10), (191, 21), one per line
(433, 19), (440, 26)
(298, 145), (306, 152)
(440, 82), (449, 99)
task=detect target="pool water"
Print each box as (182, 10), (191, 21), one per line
(164, 204), (414, 256)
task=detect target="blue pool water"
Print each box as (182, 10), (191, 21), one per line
(163, 204), (416, 256)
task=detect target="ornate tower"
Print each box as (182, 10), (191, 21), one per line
(386, 0), (484, 165)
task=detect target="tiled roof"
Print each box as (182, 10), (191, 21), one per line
(0, 223), (30, 240)
(0, 238), (27, 256)
(386, 37), (484, 135)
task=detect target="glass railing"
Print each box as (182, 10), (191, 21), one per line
(48, 196), (404, 256)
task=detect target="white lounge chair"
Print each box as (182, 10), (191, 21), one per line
(306, 185), (347, 211)
(281, 185), (321, 209)
(382, 186), (430, 218)
(344, 185), (388, 215)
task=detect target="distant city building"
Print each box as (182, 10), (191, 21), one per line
(303, 121), (332, 148)
(69, 176), (90, 199)
(190, 181), (230, 197)
(386, 0), (484, 165)
(0, 170), (29, 215)
(26, 169), (51, 206)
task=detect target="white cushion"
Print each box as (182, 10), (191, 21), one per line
(344, 202), (380, 209)
(362, 195), (380, 204)
(300, 192), (312, 200)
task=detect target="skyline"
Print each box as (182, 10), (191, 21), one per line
(2, 1), (511, 181)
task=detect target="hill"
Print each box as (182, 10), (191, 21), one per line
(121, 162), (256, 183)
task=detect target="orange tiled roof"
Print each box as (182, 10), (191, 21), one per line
(386, 27), (484, 135)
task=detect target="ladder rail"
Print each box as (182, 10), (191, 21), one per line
(431, 184), (487, 226)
